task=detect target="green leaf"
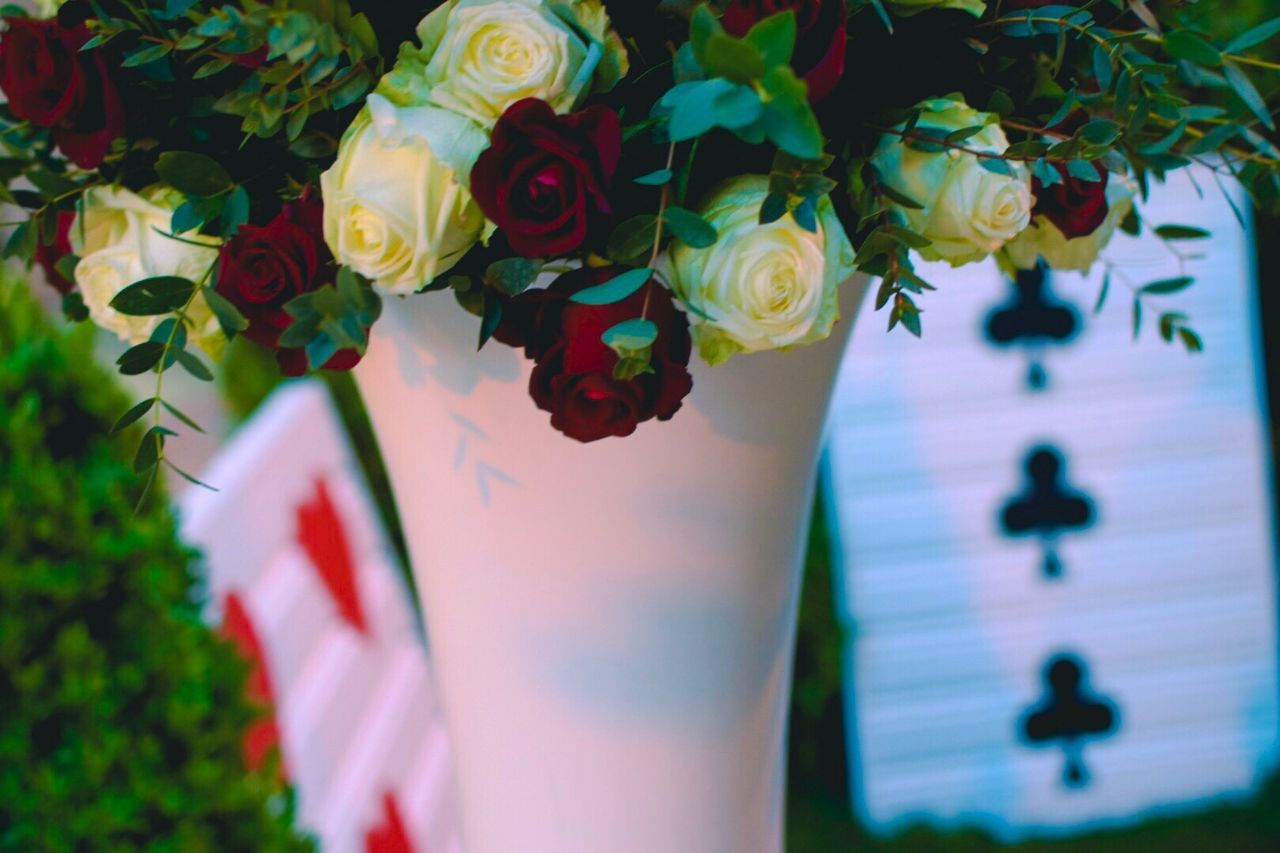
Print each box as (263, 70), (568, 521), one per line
(759, 193), (789, 225)
(484, 257), (543, 296)
(221, 186), (251, 235)
(980, 158), (1016, 177)
(122, 43), (172, 68)
(134, 427), (167, 473)
(760, 65), (823, 160)
(170, 201), (204, 235)
(1006, 140), (1051, 158)
(155, 151), (234, 198)
(478, 291), (503, 350)
(1223, 60), (1275, 131)
(111, 399), (157, 435)
(883, 225), (931, 249)
(1093, 44), (1114, 91)
(1140, 276), (1194, 295)
(116, 342), (166, 376)
(203, 285), (250, 335)
(602, 318), (659, 351)
(607, 215), (659, 263)
(173, 348), (214, 381)
(1225, 17), (1280, 54)
(110, 277), (195, 316)
(1079, 119), (1123, 145)
(702, 31), (764, 83)
(570, 268), (654, 305)
(1163, 30), (1223, 67)
(743, 9), (797, 68)
(664, 207), (718, 249)
(150, 318), (188, 362)
(792, 197), (818, 232)
(661, 79), (763, 142)
(945, 126), (985, 145)
(878, 181), (924, 210)
(1178, 326), (1204, 353)
(1094, 272), (1110, 314)
(193, 58), (232, 79)
(1066, 160), (1104, 182)
(1154, 225), (1210, 240)
(635, 169), (674, 186)
(162, 400), (205, 434)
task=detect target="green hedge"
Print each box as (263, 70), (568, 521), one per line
(0, 274), (310, 851)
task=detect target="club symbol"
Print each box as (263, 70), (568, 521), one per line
(1019, 654), (1119, 789)
(985, 263), (1080, 391)
(1000, 445), (1096, 580)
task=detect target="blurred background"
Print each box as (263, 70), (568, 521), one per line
(5, 6), (1280, 853)
(3, 165), (1277, 853)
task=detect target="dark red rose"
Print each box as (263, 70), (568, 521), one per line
(34, 210), (74, 296)
(1033, 163), (1110, 239)
(721, 0), (847, 103)
(0, 18), (124, 168)
(215, 190), (362, 375)
(470, 98), (622, 259)
(499, 267), (694, 443)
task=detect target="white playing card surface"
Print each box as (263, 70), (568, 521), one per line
(182, 381), (462, 853)
(824, 167), (1280, 840)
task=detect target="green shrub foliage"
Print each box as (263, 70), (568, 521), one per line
(0, 275), (310, 851)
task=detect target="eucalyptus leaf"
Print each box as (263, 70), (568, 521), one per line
(155, 151), (234, 198)
(570, 268), (654, 305)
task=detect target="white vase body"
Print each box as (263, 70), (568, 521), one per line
(354, 275), (870, 853)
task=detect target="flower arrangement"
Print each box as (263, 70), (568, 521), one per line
(3, 0), (1280, 483)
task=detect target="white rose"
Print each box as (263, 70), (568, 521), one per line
(1002, 175), (1136, 273)
(387, 0), (628, 131)
(71, 185), (223, 357)
(664, 176), (856, 366)
(321, 102), (486, 296)
(871, 97), (1033, 267)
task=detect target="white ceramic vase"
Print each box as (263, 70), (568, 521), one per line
(353, 274), (871, 853)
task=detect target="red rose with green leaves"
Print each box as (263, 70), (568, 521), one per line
(0, 17), (124, 168)
(498, 267), (694, 443)
(1033, 163), (1110, 239)
(215, 191), (361, 376)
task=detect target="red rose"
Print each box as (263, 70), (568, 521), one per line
(1033, 163), (1110, 240)
(215, 190), (362, 376)
(721, 0), (847, 103)
(500, 267), (694, 443)
(0, 18), (124, 169)
(34, 210), (74, 296)
(470, 98), (622, 259)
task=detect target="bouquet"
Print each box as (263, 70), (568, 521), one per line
(3, 0), (1280, 488)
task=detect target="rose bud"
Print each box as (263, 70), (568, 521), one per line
(0, 17), (125, 168)
(1032, 162), (1110, 240)
(721, 0), (848, 103)
(470, 98), (622, 259)
(499, 267), (694, 443)
(215, 190), (362, 376)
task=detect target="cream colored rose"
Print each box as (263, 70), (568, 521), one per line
(1002, 176), (1137, 273)
(871, 97), (1033, 267)
(321, 101), (486, 296)
(391, 0), (627, 132)
(71, 185), (224, 357)
(665, 176), (856, 366)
